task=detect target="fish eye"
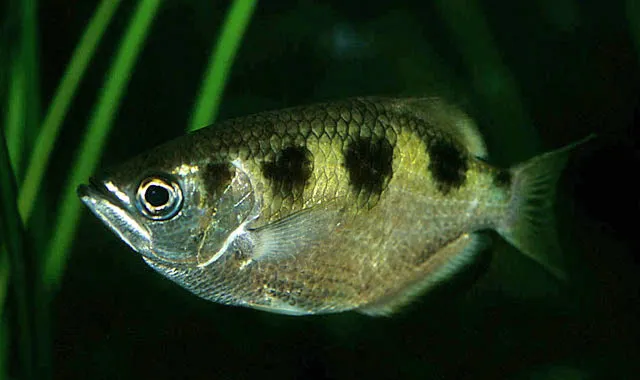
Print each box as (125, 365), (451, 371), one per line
(136, 176), (183, 220)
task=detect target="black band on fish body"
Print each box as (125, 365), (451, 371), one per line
(262, 146), (313, 200)
(343, 136), (394, 208)
(426, 137), (468, 194)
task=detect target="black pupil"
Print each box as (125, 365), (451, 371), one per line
(145, 184), (170, 208)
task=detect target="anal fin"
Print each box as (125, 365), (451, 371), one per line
(358, 232), (490, 316)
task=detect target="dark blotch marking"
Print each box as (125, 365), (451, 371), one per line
(202, 163), (233, 197)
(262, 146), (313, 196)
(427, 138), (468, 194)
(344, 137), (394, 196)
(493, 169), (512, 188)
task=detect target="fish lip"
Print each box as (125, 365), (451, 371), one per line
(78, 177), (121, 205)
(77, 178), (152, 254)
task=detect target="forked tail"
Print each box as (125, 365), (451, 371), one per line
(496, 135), (594, 280)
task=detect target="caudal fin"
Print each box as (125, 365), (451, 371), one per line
(497, 135), (594, 280)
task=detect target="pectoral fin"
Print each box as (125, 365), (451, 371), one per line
(248, 203), (345, 262)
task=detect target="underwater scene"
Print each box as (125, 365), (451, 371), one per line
(1, 0), (639, 379)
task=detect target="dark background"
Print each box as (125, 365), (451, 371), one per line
(28, 0), (640, 378)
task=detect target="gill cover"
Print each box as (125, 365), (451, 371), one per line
(194, 160), (256, 266)
(139, 161), (257, 266)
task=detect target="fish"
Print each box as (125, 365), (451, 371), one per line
(78, 97), (588, 316)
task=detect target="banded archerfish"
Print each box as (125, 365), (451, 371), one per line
(78, 97), (587, 315)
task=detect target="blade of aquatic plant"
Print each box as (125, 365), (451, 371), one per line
(0, 72), (22, 380)
(42, 0), (161, 293)
(5, 62), (26, 175)
(188, 0), (257, 131)
(433, 0), (537, 162)
(627, 0), (640, 61)
(1, 11), (25, 326)
(0, 314), (7, 378)
(5, 0), (40, 182)
(0, 130), (34, 379)
(19, 0), (121, 225)
(0, 253), (7, 380)
(0, 254), (7, 316)
(1, 2), (40, 377)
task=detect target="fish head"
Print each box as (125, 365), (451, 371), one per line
(78, 147), (257, 267)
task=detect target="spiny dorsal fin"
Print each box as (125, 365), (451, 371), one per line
(392, 97), (488, 159)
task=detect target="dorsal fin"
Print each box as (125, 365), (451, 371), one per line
(391, 97), (488, 159)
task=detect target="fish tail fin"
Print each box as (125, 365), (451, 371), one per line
(497, 135), (594, 280)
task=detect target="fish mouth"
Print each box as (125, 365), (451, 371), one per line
(78, 177), (121, 205)
(77, 178), (152, 254)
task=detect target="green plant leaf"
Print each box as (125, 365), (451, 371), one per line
(5, 61), (26, 175)
(19, 0), (121, 225)
(0, 129), (34, 379)
(189, 0), (257, 131)
(433, 0), (537, 163)
(5, 0), (40, 183)
(42, 0), (162, 294)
